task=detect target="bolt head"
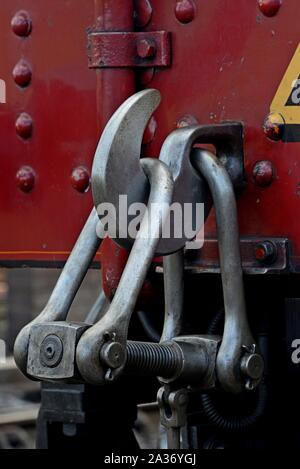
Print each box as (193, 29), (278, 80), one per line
(11, 11), (32, 37)
(16, 166), (35, 193)
(258, 0), (282, 17)
(40, 335), (63, 368)
(175, 0), (196, 24)
(254, 241), (277, 264)
(253, 160), (274, 187)
(137, 38), (157, 59)
(263, 113), (285, 141)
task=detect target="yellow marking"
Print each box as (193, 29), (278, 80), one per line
(271, 43), (300, 124)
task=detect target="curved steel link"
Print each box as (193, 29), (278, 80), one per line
(76, 158), (174, 385)
(192, 148), (258, 393)
(14, 208), (101, 375)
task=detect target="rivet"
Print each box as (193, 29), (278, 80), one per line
(263, 113), (285, 141)
(254, 241), (277, 265)
(16, 113), (33, 139)
(176, 115), (199, 128)
(253, 160), (274, 187)
(175, 0), (196, 24)
(134, 0), (153, 28)
(137, 38), (157, 59)
(258, 0), (282, 17)
(70, 166), (90, 193)
(142, 116), (157, 145)
(16, 166), (35, 193)
(11, 11), (32, 37)
(13, 60), (32, 87)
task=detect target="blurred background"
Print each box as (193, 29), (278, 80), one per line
(0, 267), (100, 449)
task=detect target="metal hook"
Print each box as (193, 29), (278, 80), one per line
(192, 148), (263, 393)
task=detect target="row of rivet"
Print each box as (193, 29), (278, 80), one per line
(12, 11), (34, 193)
(12, 10), (33, 144)
(135, 0), (282, 29)
(11, 11), (90, 194)
(16, 166), (90, 193)
(173, 0), (282, 25)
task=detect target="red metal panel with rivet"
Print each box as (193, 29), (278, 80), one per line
(0, 0), (98, 265)
(1, 0), (300, 274)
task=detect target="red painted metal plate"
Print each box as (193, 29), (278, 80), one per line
(0, 0), (98, 265)
(1, 0), (300, 273)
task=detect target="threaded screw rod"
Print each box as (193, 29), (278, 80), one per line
(125, 341), (182, 378)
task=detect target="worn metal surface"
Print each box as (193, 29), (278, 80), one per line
(88, 30), (171, 68)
